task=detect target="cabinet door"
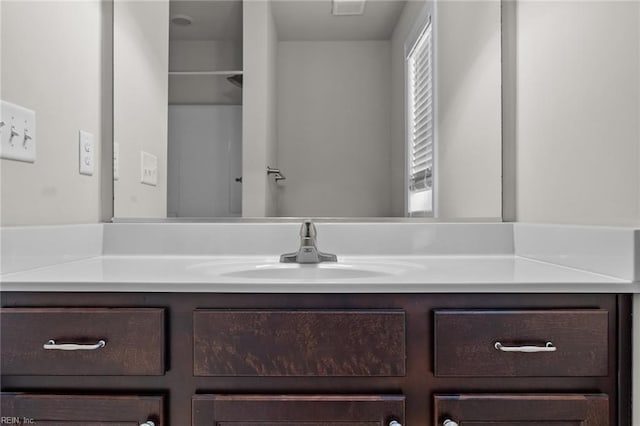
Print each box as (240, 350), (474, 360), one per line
(192, 395), (405, 426)
(0, 394), (163, 425)
(434, 394), (608, 426)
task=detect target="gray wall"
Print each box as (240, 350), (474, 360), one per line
(435, 1), (502, 219)
(515, 1), (640, 226)
(242, 0), (278, 217)
(1, 1), (106, 225)
(169, 40), (242, 72)
(390, 0), (502, 219)
(113, 0), (169, 218)
(167, 105), (242, 217)
(276, 41), (392, 217)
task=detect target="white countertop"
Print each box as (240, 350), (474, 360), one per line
(1, 254), (636, 293)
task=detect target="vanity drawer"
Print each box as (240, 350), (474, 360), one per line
(434, 310), (608, 377)
(0, 308), (165, 375)
(193, 309), (405, 376)
(434, 394), (609, 425)
(1, 393), (163, 425)
(192, 394), (405, 425)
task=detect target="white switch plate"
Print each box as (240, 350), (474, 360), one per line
(141, 151), (158, 186)
(79, 130), (94, 176)
(0, 100), (36, 163)
(113, 142), (120, 181)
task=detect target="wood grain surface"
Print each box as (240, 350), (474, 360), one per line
(1, 308), (165, 375)
(0, 393), (163, 424)
(0, 292), (629, 426)
(434, 393), (609, 425)
(434, 310), (608, 377)
(192, 394), (405, 425)
(193, 310), (406, 376)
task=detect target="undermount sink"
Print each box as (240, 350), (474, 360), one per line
(187, 258), (422, 281)
(223, 263), (388, 280)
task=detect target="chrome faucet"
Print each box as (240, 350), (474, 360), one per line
(280, 220), (338, 264)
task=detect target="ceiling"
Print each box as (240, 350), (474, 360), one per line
(272, 0), (407, 41)
(169, 0), (407, 42)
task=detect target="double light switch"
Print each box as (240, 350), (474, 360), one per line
(141, 151), (158, 186)
(0, 100), (36, 163)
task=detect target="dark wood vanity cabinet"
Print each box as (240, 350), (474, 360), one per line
(193, 309), (406, 376)
(434, 394), (610, 425)
(1, 308), (165, 376)
(0, 292), (631, 426)
(433, 310), (609, 377)
(192, 394), (405, 425)
(0, 394), (163, 425)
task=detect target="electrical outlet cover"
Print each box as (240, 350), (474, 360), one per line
(141, 151), (158, 186)
(0, 100), (36, 163)
(79, 130), (95, 176)
(113, 142), (120, 181)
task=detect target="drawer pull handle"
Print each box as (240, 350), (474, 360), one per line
(389, 421), (402, 426)
(494, 341), (556, 353)
(140, 422), (155, 426)
(443, 419), (458, 426)
(43, 339), (106, 351)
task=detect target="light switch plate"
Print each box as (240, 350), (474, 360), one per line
(79, 130), (94, 176)
(113, 142), (120, 181)
(0, 100), (36, 163)
(141, 151), (158, 186)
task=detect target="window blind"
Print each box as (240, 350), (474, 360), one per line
(407, 19), (434, 214)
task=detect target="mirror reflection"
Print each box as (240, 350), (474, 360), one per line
(113, 0), (502, 219)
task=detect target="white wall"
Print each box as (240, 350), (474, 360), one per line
(167, 105), (242, 217)
(1, 1), (105, 225)
(276, 41), (392, 217)
(113, 0), (169, 218)
(390, 0), (502, 219)
(516, 1), (640, 226)
(242, 0), (278, 217)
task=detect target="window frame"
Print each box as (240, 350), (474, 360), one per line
(404, 3), (437, 218)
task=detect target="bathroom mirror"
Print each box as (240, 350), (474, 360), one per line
(113, 0), (502, 220)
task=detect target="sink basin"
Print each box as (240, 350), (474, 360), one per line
(187, 257), (423, 281)
(223, 263), (388, 279)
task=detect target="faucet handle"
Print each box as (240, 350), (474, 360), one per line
(300, 220), (317, 239)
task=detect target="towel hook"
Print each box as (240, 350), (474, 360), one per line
(267, 166), (286, 182)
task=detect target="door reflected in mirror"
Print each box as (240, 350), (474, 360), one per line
(113, 0), (502, 220)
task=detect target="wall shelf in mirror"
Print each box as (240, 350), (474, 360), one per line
(168, 70), (243, 76)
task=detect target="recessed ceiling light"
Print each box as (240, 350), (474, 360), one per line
(332, 0), (366, 16)
(171, 14), (193, 26)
